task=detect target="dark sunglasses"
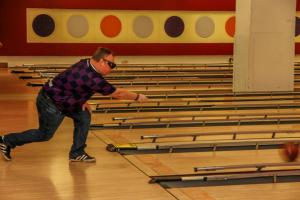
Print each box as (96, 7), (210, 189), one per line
(103, 58), (117, 69)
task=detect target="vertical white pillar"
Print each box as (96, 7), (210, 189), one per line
(233, 0), (296, 92)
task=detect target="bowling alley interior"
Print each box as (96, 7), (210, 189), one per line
(1, 0), (300, 199)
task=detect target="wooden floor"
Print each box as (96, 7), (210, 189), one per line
(0, 68), (175, 200)
(2, 67), (300, 200)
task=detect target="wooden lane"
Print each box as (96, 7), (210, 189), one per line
(91, 107), (300, 124)
(92, 99), (300, 109)
(24, 79), (233, 89)
(116, 137), (300, 199)
(90, 95), (300, 199)
(91, 116), (300, 129)
(89, 93), (300, 146)
(89, 91), (299, 199)
(90, 93), (300, 104)
(140, 129), (300, 142)
(10, 62), (233, 70)
(111, 111), (300, 120)
(90, 90), (300, 101)
(166, 180), (300, 200)
(106, 138), (300, 156)
(91, 101), (300, 153)
(124, 145), (300, 199)
(91, 123), (300, 147)
(12, 68), (233, 75)
(193, 162), (300, 172)
(93, 102), (300, 115)
(9, 63), (300, 86)
(21, 78), (300, 93)
(13, 62), (300, 71)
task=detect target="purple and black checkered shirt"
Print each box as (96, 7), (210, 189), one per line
(43, 58), (116, 114)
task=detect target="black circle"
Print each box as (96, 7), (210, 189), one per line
(32, 14), (55, 37)
(164, 16), (184, 38)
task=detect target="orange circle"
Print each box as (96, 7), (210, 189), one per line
(100, 15), (122, 38)
(225, 16), (235, 38)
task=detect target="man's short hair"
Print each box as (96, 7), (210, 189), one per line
(92, 47), (113, 61)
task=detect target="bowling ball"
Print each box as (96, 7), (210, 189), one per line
(280, 142), (299, 162)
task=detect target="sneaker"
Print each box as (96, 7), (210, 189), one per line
(69, 153), (96, 163)
(0, 136), (11, 161)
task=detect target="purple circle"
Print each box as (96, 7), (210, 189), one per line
(164, 16), (184, 38)
(32, 14), (55, 37)
(295, 17), (300, 37)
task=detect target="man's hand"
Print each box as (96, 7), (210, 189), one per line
(82, 103), (92, 113)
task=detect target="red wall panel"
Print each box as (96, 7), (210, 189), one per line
(0, 0), (236, 11)
(0, 0), (235, 56)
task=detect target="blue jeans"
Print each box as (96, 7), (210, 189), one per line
(4, 89), (91, 158)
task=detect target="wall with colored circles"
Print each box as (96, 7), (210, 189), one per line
(2, 0), (300, 56)
(29, 8), (300, 44)
(27, 9), (235, 44)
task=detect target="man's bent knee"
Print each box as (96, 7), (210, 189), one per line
(38, 130), (55, 141)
